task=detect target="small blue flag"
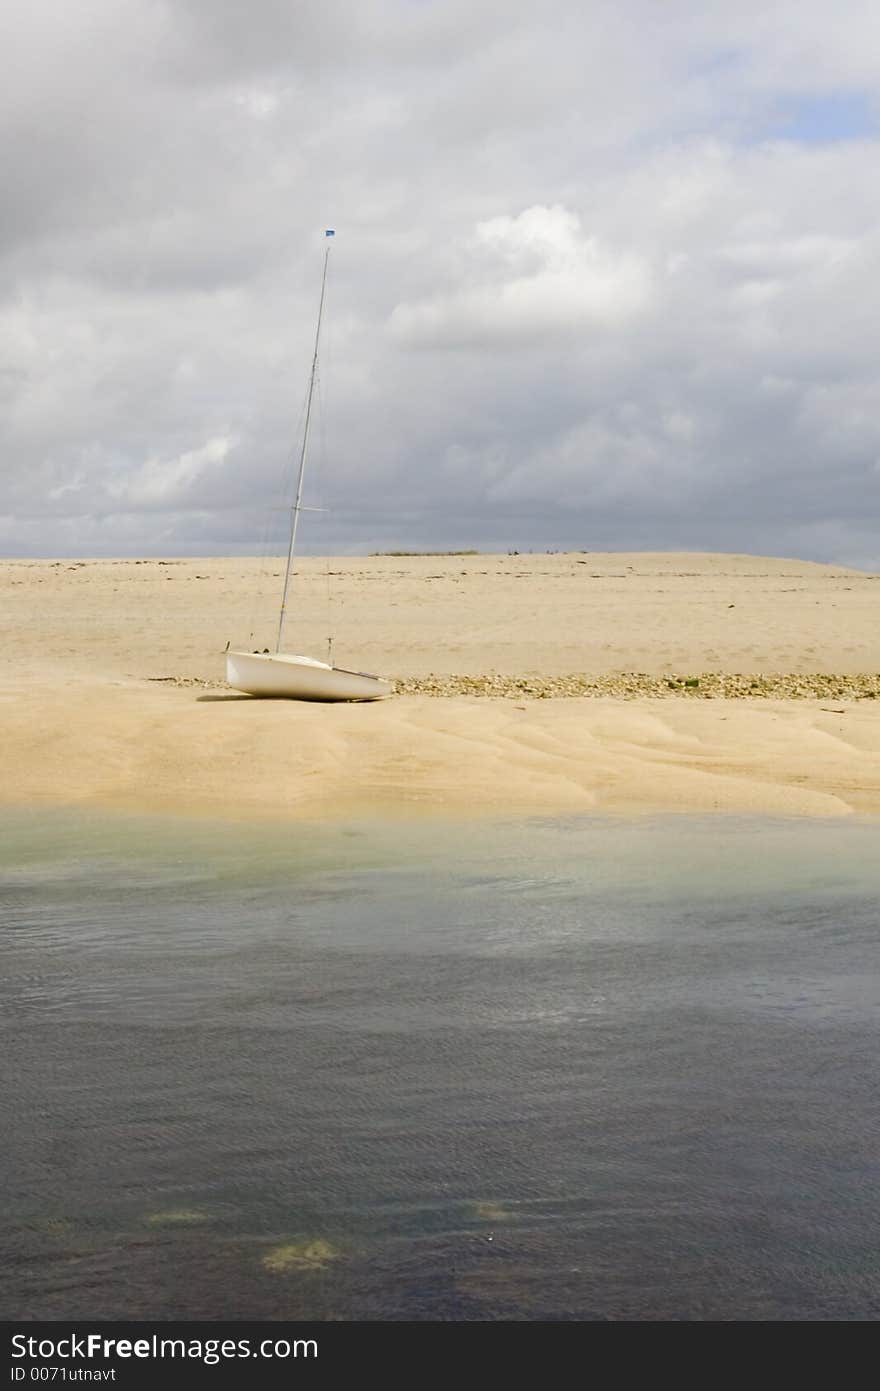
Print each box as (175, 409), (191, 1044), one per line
(325, 229), (335, 237)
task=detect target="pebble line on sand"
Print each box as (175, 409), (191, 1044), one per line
(394, 673), (880, 699)
(150, 673), (880, 699)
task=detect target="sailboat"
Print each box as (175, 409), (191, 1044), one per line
(226, 232), (393, 702)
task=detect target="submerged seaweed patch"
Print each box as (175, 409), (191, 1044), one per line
(261, 1239), (341, 1274)
(472, 1202), (514, 1223)
(145, 1209), (209, 1228)
(30, 1217), (74, 1238)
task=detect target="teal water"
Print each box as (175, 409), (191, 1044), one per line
(2, 810), (879, 1320)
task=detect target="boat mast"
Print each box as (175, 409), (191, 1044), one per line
(277, 233), (333, 653)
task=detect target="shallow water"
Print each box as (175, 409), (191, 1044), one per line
(2, 810), (879, 1320)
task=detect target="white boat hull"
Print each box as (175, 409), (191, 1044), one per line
(226, 650), (393, 702)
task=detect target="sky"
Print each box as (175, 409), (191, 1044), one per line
(1, 0), (879, 564)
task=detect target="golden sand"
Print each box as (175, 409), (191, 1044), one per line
(2, 551), (879, 820)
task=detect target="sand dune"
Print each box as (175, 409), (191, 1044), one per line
(2, 552), (879, 820)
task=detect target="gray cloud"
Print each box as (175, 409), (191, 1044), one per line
(1, 0), (879, 565)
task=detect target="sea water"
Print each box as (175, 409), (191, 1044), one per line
(1, 810), (878, 1320)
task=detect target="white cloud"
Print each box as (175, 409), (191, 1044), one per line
(233, 87), (282, 120)
(389, 206), (652, 347)
(109, 436), (236, 508)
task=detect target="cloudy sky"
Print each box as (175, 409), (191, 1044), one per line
(2, 0), (879, 563)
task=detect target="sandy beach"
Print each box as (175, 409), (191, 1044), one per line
(2, 550), (879, 820)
